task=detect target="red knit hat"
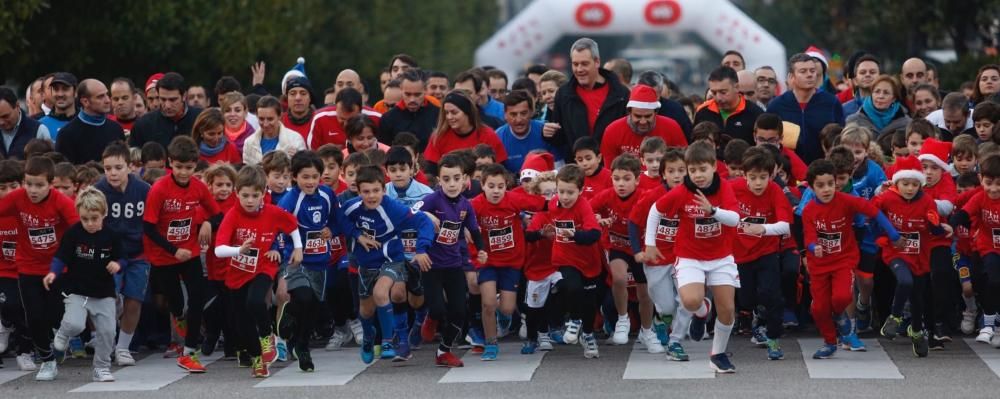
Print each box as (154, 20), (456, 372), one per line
(892, 155), (926, 186)
(145, 73), (164, 92)
(626, 85), (661, 110)
(520, 151), (555, 181)
(917, 138), (953, 173)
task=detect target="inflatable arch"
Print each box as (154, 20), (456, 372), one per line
(475, 0), (787, 81)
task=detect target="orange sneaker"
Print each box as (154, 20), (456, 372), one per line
(421, 316), (439, 343)
(251, 356), (269, 378)
(163, 342), (183, 358)
(435, 351), (464, 368)
(260, 335), (278, 365)
(177, 353), (206, 373)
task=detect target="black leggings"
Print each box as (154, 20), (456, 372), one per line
(0, 277), (32, 355)
(329, 268), (355, 327)
(150, 259), (207, 349)
(976, 253), (1000, 315)
(422, 267), (466, 351)
(288, 286), (318, 351)
(556, 266), (601, 334)
(738, 253), (785, 339)
(18, 274), (64, 361)
(929, 246), (957, 328)
(889, 259), (929, 332)
(230, 274), (273, 357)
(203, 280), (237, 354)
(779, 249), (800, 311)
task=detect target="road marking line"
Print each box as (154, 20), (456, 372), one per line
(70, 353), (222, 392)
(439, 342), (546, 383)
(798, 338), (903, 379)
(965, 338), (1000, 379)
(623, 339), (715, 379)
(255, 350), (370, 388)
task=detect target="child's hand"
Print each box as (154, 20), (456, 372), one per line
(942, 223), (954, 238)
(357, 235), (381, 251)
(239, 238), (254, 255)
(743, 224), (766, 236)
(541, 224), (556, 239)
(42, 272), (56, 291)
(598, 217), (613, 227)
(694, 190), (714, 214)
(814, 245), (824, 258)
(106, 261), (121, 274)
(320, 227), (332, 241)
(643, 245), (664, 264)
(542, 122), (561, 138)
(265, 250), (281, 263)
(414, 253), (433, 272)
(892, 236), (907, 249)
(289, 248), (303, 266)
(477, 250), (488, 265)
(175, 248), (193, 262)
(424, 212), (441, 232)
(198, 221), (212, 247)
(634, 251), (647, 264)
(558, 228), (574, 239)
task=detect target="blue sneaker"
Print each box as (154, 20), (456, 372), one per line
(782, 309), (799, 328)
(360, 340), (375, 364)
(750, 325), (768, 347)
(856, 305), (873, 333)
(709, 353), (735, 373)
(69, 336), (85, 359)
(481, 344), (498, 361)
(409, 320), (424, 350)
(766, 339), (784, 360)
(393, 342), (411, 362)
(520, 341), (538, 354)
(380, 342), (396, 359)
(466, 328), (485, 348)
(689, 298), (711, 342)
(839, 332), (867, 351)
(813, 343), (837, 359)
(653, 319), (669, 345)
(834, 314), (851, 337)
(276, 339), (288, 362)
(666, 342), (689, 361)
(548, 330), (566, 345)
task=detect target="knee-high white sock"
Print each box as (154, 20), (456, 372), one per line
(116, 331), (134, 351)
(711, 322), (733, 355)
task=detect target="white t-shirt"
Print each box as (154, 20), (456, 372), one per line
(926, 108), (973, 131)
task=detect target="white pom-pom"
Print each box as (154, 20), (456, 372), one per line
(297, 57), (305, 65)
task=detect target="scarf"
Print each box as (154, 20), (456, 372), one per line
(225, 120), (248, 142)
(287, 108), (313, 126)
(200, 137), (228, 157)
(78, 111), (106, 126)
(682, 173), (721, 196)
(861, 97), (900, 132)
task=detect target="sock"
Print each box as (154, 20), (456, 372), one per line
(116, 331), (134, 351)
(184, 346), (197, 356)
(619, 313), (629, 321)
(376, 304), (395, 344)
(986, 313), (998, 328)
(360, 316), (376, 343)
(414, 305), (428, 326)
(711, 322), (733, 355)
(393, 303), (409, 344)
(692, 301), (709, 318)
(964, 296), (977, 312)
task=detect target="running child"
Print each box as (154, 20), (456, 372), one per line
(918, 138), (960, 346)
(0, 160), (35, 371)
(199, 163), (238, 358)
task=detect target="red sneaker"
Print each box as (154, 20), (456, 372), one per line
(171, 316), (187, 340)
(251, 356), (270, 378)
(178, 354), (206, 373)
(164, 342), (183, 358)
(421, 315), (439, 343)
(435, 351), (464, 368)
(260, 335), (278, 365)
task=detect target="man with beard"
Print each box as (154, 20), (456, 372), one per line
(695, 66), (764, 144)
(600, 84), (687, 162)
(129, 72), (202, 149)
(39, 72), (78, 139)
(754, 67), (779, 106)
(108, 78), (140, 136)
(378, 69), (440, 151)
(495, 90), (562, 173)
(56, 79), (126, 164)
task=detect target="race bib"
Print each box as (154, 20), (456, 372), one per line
(554, 220), (575, 243)
(401, 230), (417, 255)
(817, 231), (842, 254)
(436, 221), (461, 245)
(329, 236), (343, 252)
(166, 218), (192, 242)
(2, 241), (15, 261)
(899, 231), (920, 255)
(738, 216), (766, 237)
(694, 217), (721, 239)
(231, 248), (259, 273)
(304, 231), (328, 255)
(27, 227), (56, 249)
(993, 228), (1000, 249)
(488, 226), (514, 252)
(656, 218), (679, 243)
(609, 231), (630, 249)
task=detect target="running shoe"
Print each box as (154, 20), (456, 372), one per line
(563, 319), (583, 344)
(581, 333), (599, 359)
(481, 343), (499, 361)
(296, 348), (314, 372)
(260, 335), (278, 365)
(992, 331), (1000, 349)
(421, 315), (439, 343)
(933, 323), (952, 342)
(812, 343), (837, 359)
(326, 326), (351, 351)
(736, 311), (753, 336)
(68, 336), (86, 359)
(519, 314), (528, 340)
(275, 337), (288, 362)
(538, 333), (554, 351)
(881, 315), (903, 339)
(92, 367), (114, 382)
(17, 353), (37, 371)
(766, 339), (784, 360)
(34, 360), (57, 381)
(976, 326), (994, 344)
(251, 356), (269, 378)
(928, 336), (945, 351)
(639, 328), (665, 354)
(612, 316), (630, 345)
(171, 316), (187, 340)
(393, 342), (412, 362)
(856, 305), (873, 333)
(466, 328), (485, 349)
(961, 310), (978, 335)
(497, 312), (512, 338)
(750, 325), (768, 347)
(202, 334), (219, 356)
(909, 327), (929, 358)
(521, 341), (538, 354)
(689, 311), (709, 342)
(666, 342), (689, 361)
(839, 332), (867, 351)
(164, 342), (183, 358)
(178, 353), (206, 373)
(782, 308), (799, 328)
(360, 340), (375, 364)
(653, 318), (669, 345)
(349, 319), (364, 345)
(548, 329), (566, 345)
(709, 353), (735, 373)
(237, 351), (251, 368)
(380, 342), (396, 359)
(435, 351), (464, 367)
(115, 349), (136, 366)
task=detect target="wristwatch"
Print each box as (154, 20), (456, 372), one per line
(710, 206), (718, 216)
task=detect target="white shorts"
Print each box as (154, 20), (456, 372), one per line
(674, 255), (740, 289)
(525, 271), (563, 309)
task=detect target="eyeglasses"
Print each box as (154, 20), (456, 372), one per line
(490, 89), (509, 96)
(755, 136), (781, 145)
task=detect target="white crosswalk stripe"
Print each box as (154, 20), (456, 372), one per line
(255, 350), (370, 388)
(69, 353), (223, 392)
(439, 342), (547, 383)
(965, 338), (1000, 379)
(798, 338), (903, 379)
(623, 339), (715, 379)
(0, 369), (31, 385)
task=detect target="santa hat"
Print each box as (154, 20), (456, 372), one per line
(626, 85), (661, 110)
(520, 152), (555, 181)
(145, 73), (164, 93)
(891, 155), (926, 186)
(917, 138), (953, 173)
(281, 57), (307, 95)
(805, 46), (828, 71)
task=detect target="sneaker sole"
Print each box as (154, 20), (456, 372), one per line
(584, 352), (599, 359)
(177, 365), (206, 373)
(667, 355), (689, 361)
(709, 363), (735, 373)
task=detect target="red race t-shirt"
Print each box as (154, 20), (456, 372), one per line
(143, 176), (221, 266)
(423, 126), (508, 165)
(529, 197), (603, 278)
(203, 194), (237, 281)
(590, 187), (641, 255)
(638, 173), (661, 193)
(583, 168), (612, 202)
(922, 174), (957, 250)
(954, 186), (983, 255)
(961, 190), (1000, 258)
(215, 204), (299, 290)
(732, 179), (793, 264)
(600, 116), (688, 163)
(801, 192), (879, 275)
(652, 178), (738, 261)
(0, 188), (79, 276)
(873, 189), (939, 275)
(471, 191), (546, 269)
(630, 184), (678, 267)
(0, 216), (19, 278)
(200, 142), (243, 165)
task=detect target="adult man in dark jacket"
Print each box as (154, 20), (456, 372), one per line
(694, 66), (764, 144)
(378, 69), (440, 152)
(636, 71), (693, 140)
(128, 72), (202, 149)
(767, 53), (845, 164)
(0, 87), (50, 160)
(543, 38), (629, 159)
(56, 79), (126, 164)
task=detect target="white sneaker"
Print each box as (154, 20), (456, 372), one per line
(976, 327), (994, 344)
(538, 333), (554, 351)
(115, 349), (136, 366)
(612, 316), (630, 345)
(92, 367), (115, 382)
(35, 360), (57, 381)
(17, 353), (37, 371)
(563, 320), (582, 344)
(961, 310), (977, 335)
(53, 331), (69, 352)
(640, 328), (665, 354)
(325, 327), (350, 351)
(0, 323), (9, 353)
(992, 332), (1000, 348)
(349, 319), (364, 345)
(581, 333), (599, 359)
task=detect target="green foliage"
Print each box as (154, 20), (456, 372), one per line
(939, 55), (1000, 90)
(0, 0), (497, 96)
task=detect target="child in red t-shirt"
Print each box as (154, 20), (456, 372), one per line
(917, 138), (960, 343)
(642, 140), (741, 373)
(214, 166), (302, 378)
(801, 159), (901, 360)
(732, 147), (794, 360)
(521, 171), (561, 349)
(201, 164), (238, 358)
(637, 137), (667, 193)
(572, 137), (611, 201)
(953, 172), (982, 335)
(525, 165), (603, 359)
